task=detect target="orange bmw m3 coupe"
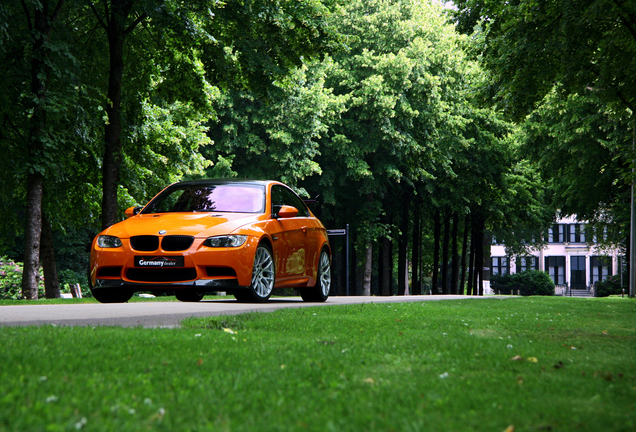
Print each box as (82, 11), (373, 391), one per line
(88, 179), (331, 303)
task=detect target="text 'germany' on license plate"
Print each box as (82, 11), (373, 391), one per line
(134, 256), (184, 268)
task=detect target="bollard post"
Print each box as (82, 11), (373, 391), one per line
(71, 283), (83, 298)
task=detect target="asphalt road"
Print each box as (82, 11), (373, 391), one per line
(0, 295), (501, 328)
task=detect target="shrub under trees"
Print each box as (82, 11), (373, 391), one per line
(491, 270), (555, 296)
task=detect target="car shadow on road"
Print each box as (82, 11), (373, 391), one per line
(201, 298), (307, 303)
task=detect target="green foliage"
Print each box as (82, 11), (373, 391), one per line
(452, 0), (632, 266)
(491, 270), (555, 296)
(0, 257), (44, 299)
(205, 61), (348, 192)
(57, 269), (92, 298)
(595, 275), (627, 298)
(453, 0), (636, 119)
(521, 89), (631, 248)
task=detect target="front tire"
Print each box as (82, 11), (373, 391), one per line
(88, 262), (133, 303)
(175, 289), (205, 302)
(91, 288), (134, 303)
(301, 249), (331, 302)
(234, 244), (275, 303)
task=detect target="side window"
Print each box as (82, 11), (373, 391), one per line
(271, 185), (309, 217)
(281, 188), (309, 217)
(271, 186), (285, 215)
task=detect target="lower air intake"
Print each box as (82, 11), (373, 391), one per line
(126, 268), (197, 282)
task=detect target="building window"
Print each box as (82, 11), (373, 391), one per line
(545, 256), (565, 285)
(518, 256), (539, 272)
(591, 256), (612, 285)
(548, 224), (565, 243)
(569, 224), (586, 243)
(491, 257), (509, 276)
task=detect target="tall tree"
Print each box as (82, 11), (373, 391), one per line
(89, 0), (340, 229)
(0, 0), (68, 299)
(453, 0), (636, 119)
(453, 0), (636, 291)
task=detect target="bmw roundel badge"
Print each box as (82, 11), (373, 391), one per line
(158, 230), (167, 235)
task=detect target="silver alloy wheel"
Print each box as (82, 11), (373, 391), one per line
(252, 245), (275, 298)
(319, 251), (331, 297)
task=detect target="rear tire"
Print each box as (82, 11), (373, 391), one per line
(175, 289), (205, 302)
(234, 244), (275, 303)
(301, 249), (331, 302)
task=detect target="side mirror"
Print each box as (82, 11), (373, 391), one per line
(124, 206), (143, 218)
(276, 205), (298, 219)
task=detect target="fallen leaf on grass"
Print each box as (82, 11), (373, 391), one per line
(197, 358), (203, 366)
(527, 357), (538, 363)
(510, 355), (524, 361)
(503, 425), (514, 432)
(594, 371), (614, 381)
(363, 378), (375, 384)
(223, 327), (236, 334)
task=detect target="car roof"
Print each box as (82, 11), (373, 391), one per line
(169, 179), (274, 188)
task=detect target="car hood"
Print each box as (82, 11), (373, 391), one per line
(102, 212), (267, 238)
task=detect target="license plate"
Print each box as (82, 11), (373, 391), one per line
(135, 256), (184, 268)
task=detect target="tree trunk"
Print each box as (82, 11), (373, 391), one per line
(482, 231), (491, 296)
(352, 238), (361, 295)
(41, 212), (60, 299)
(397, 192), (411, 295)
(379, 235), (391, 295)
(22, 1), (62, 300)
(441, 209), (450, 294)
(22, 175), (44, 300)
(379, 198), (392, 296)
(451, 212), (460, 295)
(412, 212), (421, 295)
(432, 208), (441, 294)
(362, 241), (372, 296)
(471, 232), (479, 296)
(467, 216), (476, 296)
(459, 213), (470, 295)
(473, 212), (485, 296)
(101, 0), (135, 229)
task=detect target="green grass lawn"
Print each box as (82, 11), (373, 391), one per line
(0, 297), (634, 432)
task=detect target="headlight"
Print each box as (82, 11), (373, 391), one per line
(97, 235), (123, 248)
(203, 235), (248, 248)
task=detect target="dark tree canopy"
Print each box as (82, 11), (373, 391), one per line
(453, 0), (636, 119)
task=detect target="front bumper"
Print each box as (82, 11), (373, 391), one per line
(90, 236), (260, 289)
(93, 278), (245, 289)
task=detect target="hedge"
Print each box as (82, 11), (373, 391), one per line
(490, 270), (555, 296)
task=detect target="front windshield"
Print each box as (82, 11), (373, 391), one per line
(143, 184), (265, 214)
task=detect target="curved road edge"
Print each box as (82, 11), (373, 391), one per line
(0, 295), (512, 328)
